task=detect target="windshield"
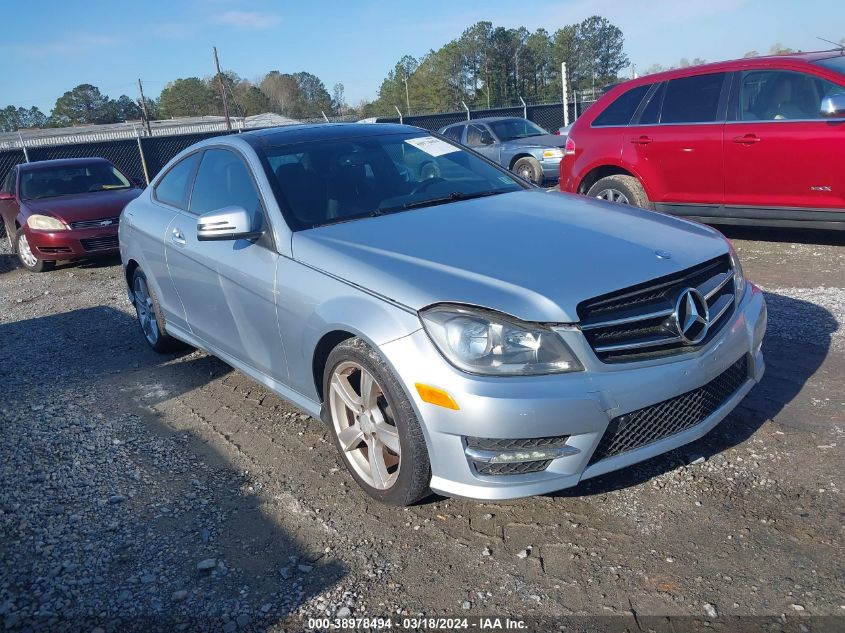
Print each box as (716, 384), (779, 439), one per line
(21, 164), (131, 200)
(487, 119), (547, 142)
(260, 132), (524, 229)
(814, 54), (845, 77)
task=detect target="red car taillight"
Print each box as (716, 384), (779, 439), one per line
(564, 137), (576, 156)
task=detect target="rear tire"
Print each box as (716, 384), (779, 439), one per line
(15, 230), (54, 273)
(587, 175), (653, 209)
(322, 337), (431, 506)
(131, 269), (184, 353)
(512, 156), (543, 185)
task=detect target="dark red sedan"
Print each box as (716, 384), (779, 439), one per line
(0, 158), (142, 272)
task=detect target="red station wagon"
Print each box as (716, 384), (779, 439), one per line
(560, 50), (845, 230)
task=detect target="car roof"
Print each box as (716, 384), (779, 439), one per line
(18, 157), (113, 172)
(449, 117), (525, 125)
(627, 49), (845, 86)
(243, 122), (425, 147)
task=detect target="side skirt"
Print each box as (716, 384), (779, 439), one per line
(166, 323), (323, 419)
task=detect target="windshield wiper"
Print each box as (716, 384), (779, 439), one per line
(401, 190), (504, 210)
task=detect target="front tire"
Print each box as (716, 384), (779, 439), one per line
(15, 230), (54, 273)
(587, 175), (653, 209)
(512, 156), (543, 185)
(131, 269), (183, 353)
(322, 338), (431, 506)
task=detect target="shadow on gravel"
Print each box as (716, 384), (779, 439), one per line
(551, 290), (837, 498)
(719, 225), (845, 246)
(0, 253), (18, 274)
(0, 306), (346, 629)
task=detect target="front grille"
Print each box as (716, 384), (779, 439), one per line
(578, 255), (736, 362)
(587, 355), (749, 466)
(466, 435), (570, 451)
(70, 217), (120, 230)
(474, 460), (552, 476)
(80, 236), (119, 251)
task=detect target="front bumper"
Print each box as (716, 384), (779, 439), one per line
(540, 156), (563, 181)
(380, 284), (766, 500)
(24, 226), (119, 260)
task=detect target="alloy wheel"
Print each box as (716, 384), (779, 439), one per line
(329, 361), (400, 490)
(133, 276), (160, 345)
(595, 188), (630, 204)
(17, 234), (38, 268)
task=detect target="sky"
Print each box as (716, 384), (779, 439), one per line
(1, 0), (842, 113)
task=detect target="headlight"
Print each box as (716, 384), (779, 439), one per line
(27, 214), (67, 231)
(728, 243), (746, 302)
(420, 305), (584, 375)
(542, 148), (564, 159)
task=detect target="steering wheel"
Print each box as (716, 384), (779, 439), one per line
(409, 177), (445, 196)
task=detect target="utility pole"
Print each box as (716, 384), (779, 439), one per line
(561, 62), (569, 128)
(212, 46), (232, 131)
(137, 78), (152, 135)
(402, 76), (410, 116)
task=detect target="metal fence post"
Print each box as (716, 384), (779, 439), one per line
(134, 126), (150, 185)
(462, 101), (470, 121)
(519, 96), (527, 120)
(18, 132), (30, 163)
(394, 105), (403, 125)
(561, 63), (570, 128)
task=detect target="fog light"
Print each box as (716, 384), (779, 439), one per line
(465, 445), (579, 463)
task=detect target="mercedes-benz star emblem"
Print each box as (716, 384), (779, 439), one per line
(673, 288), (709, 344)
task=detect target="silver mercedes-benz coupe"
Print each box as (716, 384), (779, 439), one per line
(120, 123), (766, 506)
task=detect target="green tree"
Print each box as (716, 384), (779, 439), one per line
(0, 105), (48, 132)
(157, 77), (216, 118)
(292, 72), (333, 118)
(50, 84), (118, 125)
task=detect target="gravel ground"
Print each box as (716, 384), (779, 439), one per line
(0, 226), (843, 632)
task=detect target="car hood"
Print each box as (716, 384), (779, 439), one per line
(501, 134), (566, 149)
(23, 189), (142, 223)
(292, 190), (728, 323)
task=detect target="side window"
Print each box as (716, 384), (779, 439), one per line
(442, 125), (463, 142)
(638, 82), (665, 125)
(737, 70), (843, 121)
(154, 153), (200, 209)
(593, 84), (650, 126)
(466, 124), (490, 147)
(661, 73), (726, 124)
(190, 149), (262, 224)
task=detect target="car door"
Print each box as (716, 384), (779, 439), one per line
(165, 147), (287, 380)
(132, 153), (202, 332)
(465, 123), (499, 162)
(623, 72), (729, 207)
(724, 67), (845, 213)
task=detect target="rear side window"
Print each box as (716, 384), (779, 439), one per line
(737, 69), (844, 121)
(661, 73), (726, 123)
(154, 153), (200, 209)
(593, 84), (650, 126)
(442, 125), (463, 142)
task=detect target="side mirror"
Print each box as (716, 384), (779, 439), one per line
(197, 206), (263, 242)
(0, 191), (14, 201)
(480, 131), (494, 145)
(820, 93), (845, 118)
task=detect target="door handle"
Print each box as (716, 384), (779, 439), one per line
(630, 135), (653, 145)
(170, 227), (186, 246)
(733, 134), (761, 144)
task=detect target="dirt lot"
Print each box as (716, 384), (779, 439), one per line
(0, 226), (843, 632)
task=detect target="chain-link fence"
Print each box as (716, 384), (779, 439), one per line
(0, 99), (600, 187)
(374, 99), (596, 133)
